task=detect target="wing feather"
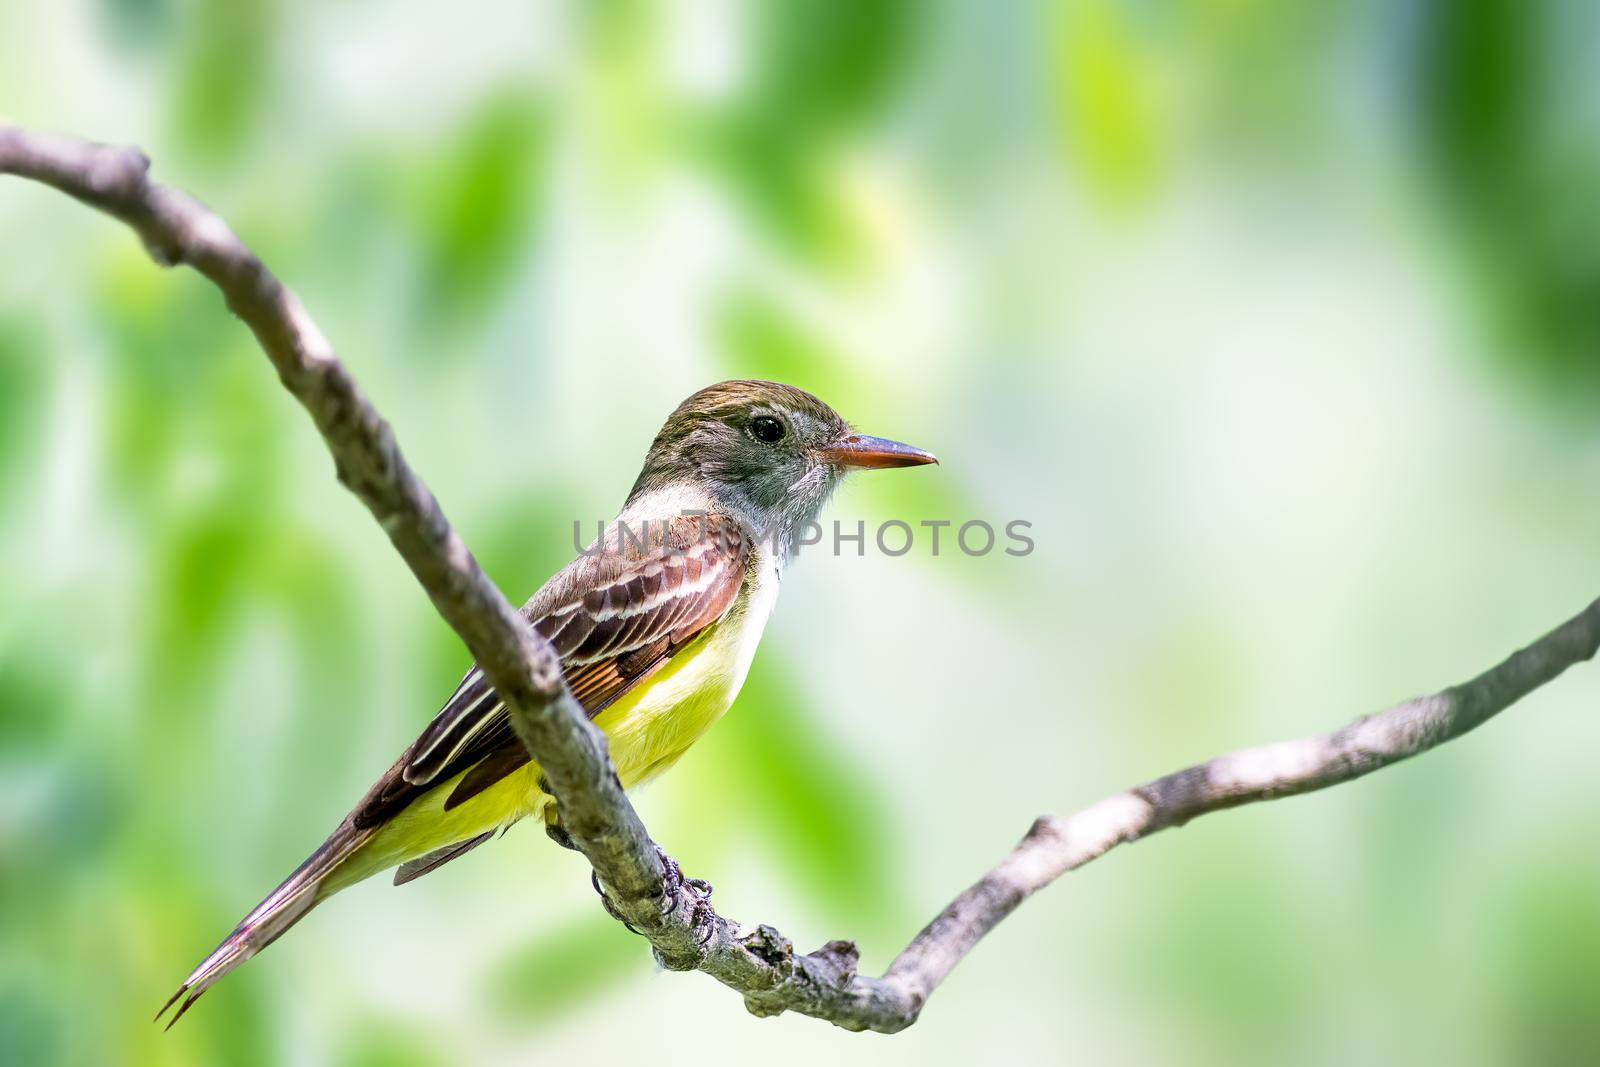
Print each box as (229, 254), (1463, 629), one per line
(351, 513), (749, 832)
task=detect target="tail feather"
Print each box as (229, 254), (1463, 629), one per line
(157, 823), (376, 1028)
(392, 830), (494, 886)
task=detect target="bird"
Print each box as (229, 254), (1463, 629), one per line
(158, 379), (936, 1025)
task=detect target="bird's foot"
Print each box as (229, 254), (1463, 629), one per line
(653, 845), (716, 947)
(585, 844), (716, 946)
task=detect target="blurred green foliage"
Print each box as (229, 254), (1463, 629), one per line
(413, 91), (548, 329)
(1491, 864), (1600, 1064)
(171, 0), (277, 164)
(1417, 0), (1600, 392)
(3, 1), (1600, 1066)
(705, 0), (914, 263)
(0, 319), (44, 500)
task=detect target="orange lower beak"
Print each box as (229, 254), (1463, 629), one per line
(819, 434), (938, 470)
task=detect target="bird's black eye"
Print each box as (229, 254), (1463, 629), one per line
(750, 415), (786, 443)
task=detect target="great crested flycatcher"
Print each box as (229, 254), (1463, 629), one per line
(160, 379), (936, 1023)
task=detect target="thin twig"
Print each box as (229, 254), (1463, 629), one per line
(4, 123), (1595, 1034)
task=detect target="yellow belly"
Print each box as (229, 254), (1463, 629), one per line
(343, 603), (762, 883)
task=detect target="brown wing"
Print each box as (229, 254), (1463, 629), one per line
(347, 512), (748, 831)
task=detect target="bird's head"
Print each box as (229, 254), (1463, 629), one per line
(629, 380), (936, 553)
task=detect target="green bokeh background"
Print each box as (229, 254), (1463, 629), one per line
(3, 2), (1600, 1065)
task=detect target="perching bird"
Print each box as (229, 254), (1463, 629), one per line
(159, 380), (936, 1024)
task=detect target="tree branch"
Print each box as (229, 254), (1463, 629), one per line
(0, 122), (671, 952)
(4, 123), (1596, 1035)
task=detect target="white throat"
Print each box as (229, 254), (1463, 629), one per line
(618, 481), (791, 579)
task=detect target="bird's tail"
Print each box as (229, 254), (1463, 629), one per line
(155, 822), (378, 1029)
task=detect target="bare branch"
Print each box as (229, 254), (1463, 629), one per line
(4, 123), (1595, 1035)
(870, 596), (1600, 1018)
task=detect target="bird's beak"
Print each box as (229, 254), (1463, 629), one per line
(819, 434), (939, 470)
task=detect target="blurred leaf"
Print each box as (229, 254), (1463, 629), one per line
(701, 126), (867, 266)
(1414, 0), (1600, 394)
(1416, 0), (1533, 184)
(699, 0), (915, 265)
(485, 910), (644, 1024)
(93, 248), (237, 505)
(414, 90), (547, 331)
(199, 354), (289, 511)
(579, 0), (671, 184)
(161, 513), (254, 641)
(142, 508), (258, 710)
(169, 0), (276, 163)
(1049, 0), (1164, 206)
(0, 644), (71, 752)
(747, 0), (914, 131)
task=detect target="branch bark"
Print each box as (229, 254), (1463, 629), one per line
(4, 123), (1596, 1035)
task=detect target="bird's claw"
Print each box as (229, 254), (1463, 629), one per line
(591, 869), (639, 935)
(689, 895), (716, 947)
(653, 845), (684, 913)
(653, 845), (716, 946)
(588, 846), (716, 945)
